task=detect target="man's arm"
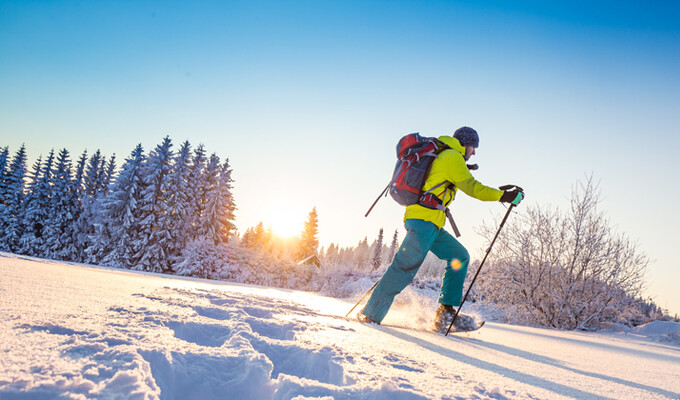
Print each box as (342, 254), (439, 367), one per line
(443, 152), (503, 201)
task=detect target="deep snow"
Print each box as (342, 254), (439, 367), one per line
(1, 252), (679, 399)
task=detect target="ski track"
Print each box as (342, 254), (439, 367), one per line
(1, 253), (679, 399)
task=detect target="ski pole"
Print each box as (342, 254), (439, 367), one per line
(345, 279), (380, 317)
(445, 202), (516, 336)
(365, 182), (391, 217)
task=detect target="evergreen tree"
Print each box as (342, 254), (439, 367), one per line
(298, 207), (319, 259)
(186, 144), (207, 237)
(199, 157), (236, 244)
(0, 145), (27, 252)
(19, 150), (55, 256)
(73, 151), (88, 198)
(23, 156), (42, 197)
(83, 154), (117, 264)
(371, 228), (384, 270)
(254, 222), (266, 248)
(73, 150), (107, 262)
(101, 155), (117, 195)
(42, 149), (78, 260)
(195, 153), (221, 240)
(220, 159), (237, 239)
(64, 151), (88, 260)
(0, 146), (9, 195)
(133, 137), (174, 272)
(389, 229), (399, 262)
(324, 243), (338, 263)
(99, 144), (146, 268)
(163, 140), (193, 267)
(354, 237), (370, 268)
(242, 226), (256, 248)
(83, 150), (104, 197)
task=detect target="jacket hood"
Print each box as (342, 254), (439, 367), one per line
(438, 135), (465, 155)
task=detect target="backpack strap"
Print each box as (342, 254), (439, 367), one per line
(418, 181), (461, 237)
(445, 208), (461, 237)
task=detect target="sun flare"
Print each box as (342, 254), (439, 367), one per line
(260, 202), (307, 238)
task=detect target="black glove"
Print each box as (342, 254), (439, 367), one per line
(499, 185), (524, 205)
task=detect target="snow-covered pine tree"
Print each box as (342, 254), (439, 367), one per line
(353, 237), (370, 269)
(241, 226), (256, 248)
(254, 222), (266, 249)
(19, 150), (55, 257)
(0, 146), (27, 252)
(297, 207), (319, 262)
(73, 151), (88, 198)
(220, 158), (236, 239)
(198, 157), (236, 245)
(162, 140), (193, 268)
(100, 155), (117, 196)
(371, 228), (384, 270)
(194, 153), (220, 240)
(73, 150), (107, 262)
(133, 137), (174, 273)
(388, 229), (399, 263)
(0, 146), (9, 193)
(323, 243), (338, 264)
(83, 154), (117, 264)
(83, 150), (104, 198)
(62, 151), (87, 260)
(42, 149), (78, 260)
(186, 144), (207, 238)
(99, 144), (146, 268)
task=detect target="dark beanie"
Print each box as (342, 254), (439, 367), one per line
(453, 126), (479, 148)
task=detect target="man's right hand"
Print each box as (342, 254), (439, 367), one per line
(500, 186), (524, 206)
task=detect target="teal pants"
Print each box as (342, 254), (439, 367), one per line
(361, 219), (469, 323)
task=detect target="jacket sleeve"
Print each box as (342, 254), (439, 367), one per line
(444, 152), (503, 201)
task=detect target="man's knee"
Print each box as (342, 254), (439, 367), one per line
(459, 248), (470, 264)
(446, 248), (469, 271)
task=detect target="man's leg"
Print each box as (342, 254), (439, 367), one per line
(360, 219), (439, 323)
(430, 229), (470, 307)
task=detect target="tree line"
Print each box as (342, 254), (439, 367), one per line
(0, 138), (236, 273)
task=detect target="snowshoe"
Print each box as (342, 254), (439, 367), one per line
(357, 311), (380, 325)
(433, 304), (484, 334)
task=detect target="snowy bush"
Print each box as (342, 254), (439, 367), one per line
(174, 239), (317, 291)
(474, 176), (649, 330)
(175, 239), (241, 280)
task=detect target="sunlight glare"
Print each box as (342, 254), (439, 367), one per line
(261, 201), (307, 238)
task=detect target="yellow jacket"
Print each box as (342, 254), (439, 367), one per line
(403, 135), (503, 228)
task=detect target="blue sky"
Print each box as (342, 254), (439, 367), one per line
(1, 1), (679, 314)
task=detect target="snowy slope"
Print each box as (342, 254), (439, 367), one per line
(1, 253), (679, 400)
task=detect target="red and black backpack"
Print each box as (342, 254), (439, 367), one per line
(389, 133), (451, 209)
(365, 133), (462, 236)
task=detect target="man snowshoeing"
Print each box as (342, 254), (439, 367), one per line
(358, 127), (524, 332)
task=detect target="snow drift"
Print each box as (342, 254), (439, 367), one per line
(1, 252), (679, 399)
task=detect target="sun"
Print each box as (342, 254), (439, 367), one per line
(260, 202), (307, 238)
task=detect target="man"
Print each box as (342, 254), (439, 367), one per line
(359, 126), (524, 332)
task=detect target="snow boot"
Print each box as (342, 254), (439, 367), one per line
(357, 311), (380, 325)
(433, 304), (481, 333)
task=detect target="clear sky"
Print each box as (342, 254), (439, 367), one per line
(1, 1), (679, 314)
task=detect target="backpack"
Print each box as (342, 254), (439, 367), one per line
(365, 133), (461, 236)
(389, 133), (450, 209)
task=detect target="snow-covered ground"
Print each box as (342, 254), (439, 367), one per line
(1, 252), (679, 400)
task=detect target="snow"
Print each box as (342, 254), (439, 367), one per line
(1, 252), (679, 399)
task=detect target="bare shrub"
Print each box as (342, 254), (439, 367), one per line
(475, 176), (648, 330)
